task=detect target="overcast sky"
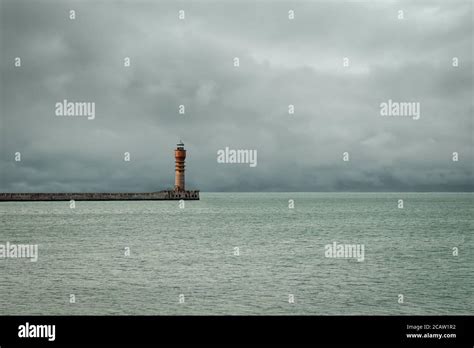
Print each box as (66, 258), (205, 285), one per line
(1, 0), (472, 192)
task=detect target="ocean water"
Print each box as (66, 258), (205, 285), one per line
(0, 192), (472, 315)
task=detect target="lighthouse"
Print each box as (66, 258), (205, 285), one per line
(0, 140), (199, 201)
(174, 141), (186, 191)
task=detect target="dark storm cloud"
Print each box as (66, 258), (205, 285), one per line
(0, 0), (472, 192)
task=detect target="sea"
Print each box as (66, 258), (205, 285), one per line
(0, 192), (472, 315)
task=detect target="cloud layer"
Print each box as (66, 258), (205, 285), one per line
(1, 0), (472, 192)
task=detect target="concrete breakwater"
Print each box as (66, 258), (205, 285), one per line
(0, 191), (200, 201)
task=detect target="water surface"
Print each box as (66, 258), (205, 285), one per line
(1, 193), (472, 315)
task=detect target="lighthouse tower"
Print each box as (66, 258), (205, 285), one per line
(174, 141), (186, 191)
